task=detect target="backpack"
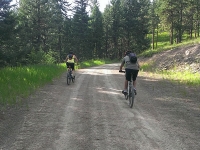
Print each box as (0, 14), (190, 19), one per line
(68, 54), (73, 60)
(128, 53), (137, 63)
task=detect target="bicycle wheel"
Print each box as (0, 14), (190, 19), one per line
(129, 90), (134, 108)
(67, 73), (71, 85)
(72, 75), (75, 83)
(125, 94), (128, 100)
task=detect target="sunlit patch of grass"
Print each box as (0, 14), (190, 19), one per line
(140, 61), (154, 72)
(140, 62), (200, 86)
(80, 60), (102, 68)
(78, 59), (117, 69)
(161, 70), (200, 86)
(94, 60), (104, 65)
(0, 64), (66, 105)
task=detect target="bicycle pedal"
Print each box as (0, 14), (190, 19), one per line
(122, 90), (127, 95)
(134, 90), (137, 95)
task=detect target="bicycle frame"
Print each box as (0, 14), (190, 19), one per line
(66, 66), (74, 85)
(67, 67), (72, 76)
(119, 70), (135, 108)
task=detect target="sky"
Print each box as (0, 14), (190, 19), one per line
(12, 0), (109, 12)
(95, 0), (110, 12)
(68, 0), (110, 12)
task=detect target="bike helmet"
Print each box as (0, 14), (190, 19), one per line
(125, 50), (131, 55)
(69, 51), (73, 54)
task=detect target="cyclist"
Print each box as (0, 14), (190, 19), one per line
(119, 50), (140, 95)
(66, 51), (78, 78)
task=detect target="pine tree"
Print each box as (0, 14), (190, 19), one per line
(72, 0), (91, 59)
(102, 4), (112, 58)
(18, 0), (51, 51)
(0, 0), (17, 66)
(0, 0), (13, 42)
(121, 0), (150, 53)
(90, 0), (103, 58)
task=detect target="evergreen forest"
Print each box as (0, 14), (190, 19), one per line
(0, 0), (199, 67)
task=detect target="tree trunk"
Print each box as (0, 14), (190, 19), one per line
(178, 7), (183, 43)
(156, 24), (158, 48)
(152, 27), (155, 49)
(198, 21), (200, 37)
(190, 29), (193, 39)
(58, 27), (62, 63)
(170, 21), (174, 45)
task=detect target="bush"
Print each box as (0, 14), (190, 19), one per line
(28, 48), (56, 64)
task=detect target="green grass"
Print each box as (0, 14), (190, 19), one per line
(140, 62), (200, 86)
(0, 59), (116, 106)
(161, 70), (200, 86)
(140, 62), (154, 72)
(0, 64), (66, 105)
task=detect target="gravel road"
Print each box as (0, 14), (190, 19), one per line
(0, 63), (200, 150)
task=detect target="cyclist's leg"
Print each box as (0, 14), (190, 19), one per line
(124, 80), (128, 92)
(71, 63), (75, 77)
(123, 69), (131, 93)
(66, 62), (70, 71)
(132, 70), (139, 94)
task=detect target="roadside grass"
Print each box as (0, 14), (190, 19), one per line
(161, 70), (200, 86)
(0, 64), (66, 106)
(140, 62), (200, 86)
(0, 59), (116, 106)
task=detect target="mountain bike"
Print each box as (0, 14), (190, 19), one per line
(67, 66), (75, 85)
(119, 70), (136, 108)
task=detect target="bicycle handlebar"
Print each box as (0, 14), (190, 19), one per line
(119, 70), (125, 73)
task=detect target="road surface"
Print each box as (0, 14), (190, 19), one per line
(0, 63), (200, 150)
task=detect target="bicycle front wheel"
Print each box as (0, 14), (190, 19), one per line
(129, 91), (134, 108)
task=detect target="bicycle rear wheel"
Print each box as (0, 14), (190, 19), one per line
(72, 75), (75, 83)
(129, 90), (134, 108)
(67, 74), (71, 85)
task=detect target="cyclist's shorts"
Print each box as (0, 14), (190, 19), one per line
(125, 68), (139, 81)
(66, 62), (75, 70)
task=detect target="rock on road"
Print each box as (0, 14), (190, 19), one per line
(0, 63), (200, 150)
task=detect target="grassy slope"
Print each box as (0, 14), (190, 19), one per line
(142, 32), (200, 57)
(140, 32), (200, 86)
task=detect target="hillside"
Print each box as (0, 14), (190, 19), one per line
(140, 44), (200, 73)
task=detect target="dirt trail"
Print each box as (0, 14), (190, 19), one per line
(0, 63), (200, 150)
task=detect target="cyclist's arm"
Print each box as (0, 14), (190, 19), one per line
(137, 61), (140, 69)
(74, 55), (78, 63)
(66, 56), (68, 62)
(119, 59), (125, 71)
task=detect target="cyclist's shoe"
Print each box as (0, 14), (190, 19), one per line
(134, 88), (137, 95)
(122, 90), (128, 95)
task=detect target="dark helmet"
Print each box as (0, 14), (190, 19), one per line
(69, 51), (74, 55)
(125, 50), (131, 55)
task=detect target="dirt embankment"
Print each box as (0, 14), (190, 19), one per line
(139, 44), (200, 73)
